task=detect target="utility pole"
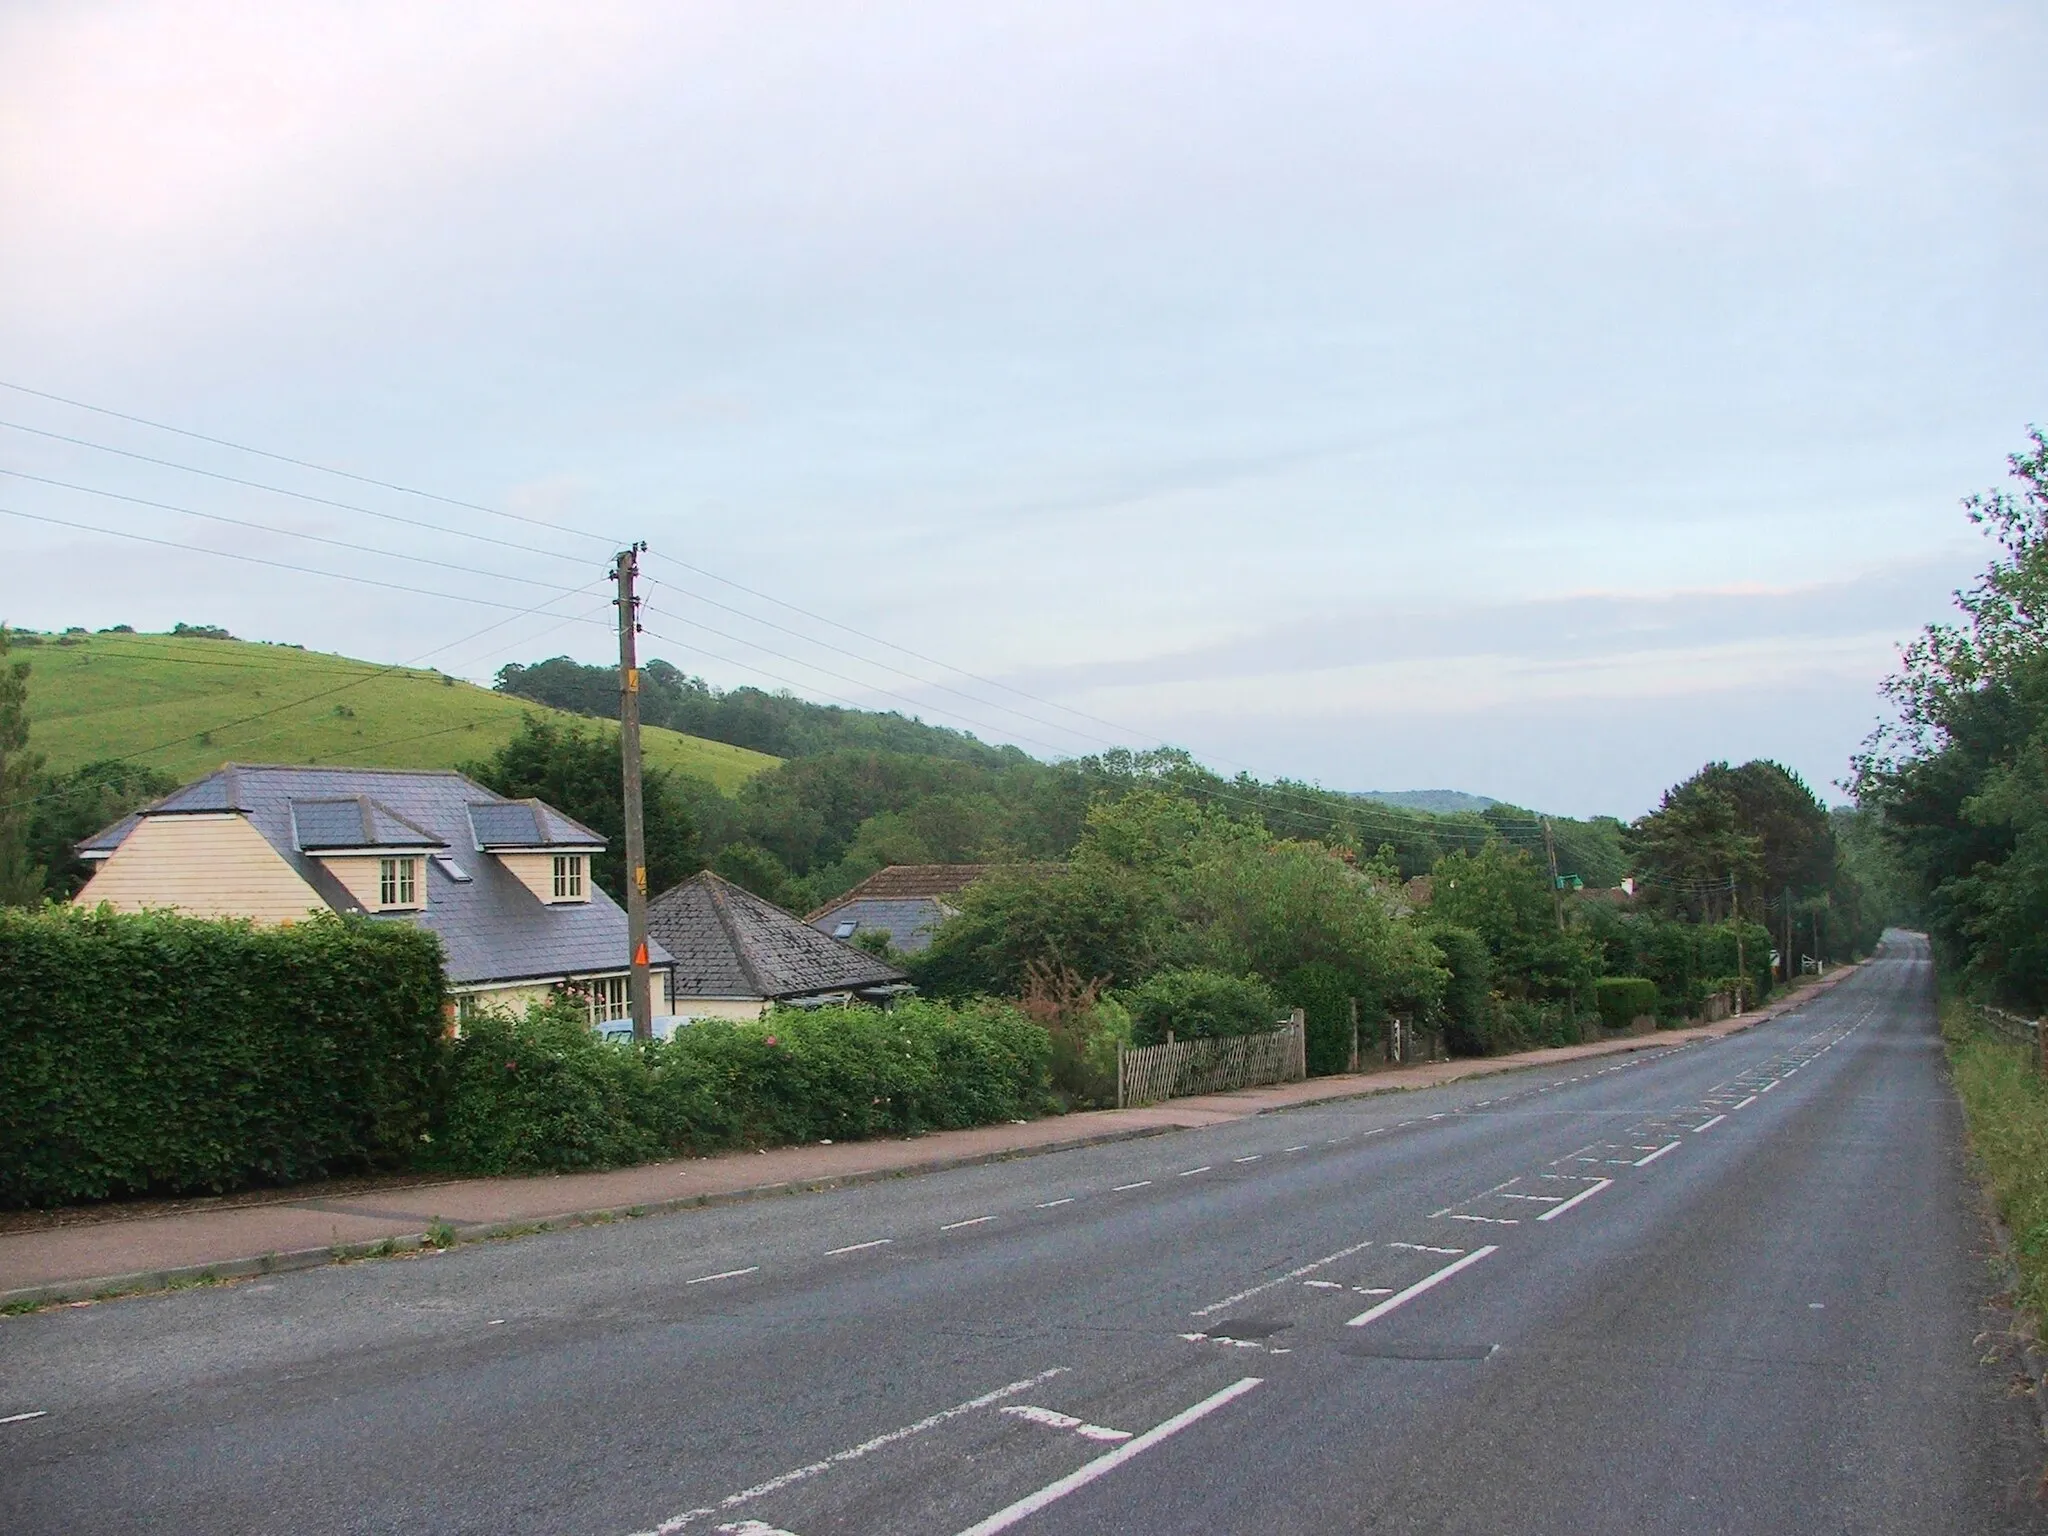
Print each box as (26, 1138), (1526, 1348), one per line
(1783, 884), (1794, 983)
(1542, 817), (1565, 933)
(1730, 871), (1745, 1012)
(614, 544), (653, 1041)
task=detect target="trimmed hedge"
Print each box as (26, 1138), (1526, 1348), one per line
(0, 906), (446, 1207)
(1118, 967), (1278, 1048)
(1592, 976), (1660, 1029)
(429, 996), (1054, 1175)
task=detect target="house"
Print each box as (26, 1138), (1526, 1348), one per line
(804, 863), (995, 955)
(73, 763), (677, 1030)
(649, 870), (911, 1021)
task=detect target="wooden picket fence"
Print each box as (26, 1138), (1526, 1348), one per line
(1117, 1015), (1308, 1108)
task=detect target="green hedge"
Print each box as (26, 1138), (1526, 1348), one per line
(1117, 967), (1278, 1048)
(1592, 976), (1660, 1029)
(0, 906), (446, 1207)
(429, 996), (1053, 1175)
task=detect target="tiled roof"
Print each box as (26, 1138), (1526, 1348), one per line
(467, 799), (605, 849)
(290, 796), (445, 850)
(79, 764), (667, 988)
(649, 871), (908, 1002)
(804, 864), (992, 918)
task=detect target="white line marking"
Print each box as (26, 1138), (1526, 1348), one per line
(1537, 1178), (1613, 1222)
(950, 1378), (1263, 1536)
(1694, 1114), (1726, 1133)
(941, 1216), (995, 1231)
(826, 1240), (892, 1255)
(1112, 1181), (1152, 1192)
(1346, 1246), (1499, 1327)
(1363, 1127), (1388, 1136)
(1303, 1280), (1343, 1288)
(1191, 1236), (1377, 1317)
(632, 1369), (1068, 1533)
(715, 1521), (799, 1536)
(1000, 1404), (1132, 1442)
(1232, 1156), (1261, 1163)
(1445, 1213), (1518, 1225)
(1386, 1241), (1463, 1255)
(1761, 1080), (1780, 1094)
(1035, 1198), (1075, 1208)
(1353, 1286), (1394, 1295)
(487, 1319), (505, 1326)
(1474, 1101), (1492, 1107)
(1179, 1166), (1212, 1177)
(1498, 1192), (1564, 1202)
(685, 1267), (759, 1285)
(0, 1410), (47, 1424)
(1283, 1145), (1308, 1153)
(1634, 1141), (1681, 1168)
(1733, 1094), (1758, 1109)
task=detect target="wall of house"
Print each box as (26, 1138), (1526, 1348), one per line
(73, 814), (327, 925)
(494, 851), (594, 905)
(456, 971), (676, 1021)
(316, 853), (423, 912)
(670, 996), (769, 1023)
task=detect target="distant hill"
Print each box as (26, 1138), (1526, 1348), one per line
(1352, 789), (1501, 815)
(497, 655), (1034, 767)
(15, 629), (777, 792)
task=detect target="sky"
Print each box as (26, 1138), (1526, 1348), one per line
(1, 0), (2042, 818)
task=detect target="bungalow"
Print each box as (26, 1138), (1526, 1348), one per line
(648, 870), (910, 1021)
(803, 863), (994, 955)
(73, 763), (677, 1030)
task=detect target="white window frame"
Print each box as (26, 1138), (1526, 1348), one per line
(379, 856), (419, 908)
(552, 853), (585, 901)
(582, 974), (629, 1024)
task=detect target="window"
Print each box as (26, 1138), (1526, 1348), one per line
(552, 854), (585, 900)
(379, 856), (418, 908)
(582, 975), (629, 1024)
(833, 919), (858, 940)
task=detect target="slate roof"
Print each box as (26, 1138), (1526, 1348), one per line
(805, 864), (1053, 954)
(649, 871), (909, 1002)
(78, 764), (670, 988)
(290, 796), (444, 851)
(468, 800), (604, 850)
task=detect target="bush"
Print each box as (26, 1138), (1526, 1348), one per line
(0, 906), (445, 1207)
(1592, 976), (1660, 1029)
(1118, 966), (1278, 1047)
(1281, 961), (1366, 1075)
(431, 995), (1053, 1174)
(1427, 924), (1493, 1056)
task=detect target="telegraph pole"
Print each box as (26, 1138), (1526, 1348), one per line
(1542, 817), (1565, 933)
(1730, 871), (1745, 1011)
(614, 545), (653, 1041)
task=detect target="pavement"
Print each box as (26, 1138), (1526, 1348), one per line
(0, 967), (1860, 1305)
(8, 936), (2040, 1534)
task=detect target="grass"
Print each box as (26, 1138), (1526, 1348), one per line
(1942, 995), (2048, 1328)
(16, 630), (777, 792)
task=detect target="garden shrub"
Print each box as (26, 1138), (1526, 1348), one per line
(0, 906), (445, 1207)
(1592, 976), (1660, 1029)
(1118, 966), (1278, 1047)
(1282, 961), (1369, 1075)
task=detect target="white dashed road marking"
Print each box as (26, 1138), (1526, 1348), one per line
(685, 1268), (759, 1286)
(826, 1240), (892, 1256)
(1536, 1179), (1613, 1222)
(1347, 1246), (1500, 1328)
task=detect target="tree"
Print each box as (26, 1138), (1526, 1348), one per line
(461, 715), (701, 901)
(28, 759), (179, 899)
(0, 627), (45, 905)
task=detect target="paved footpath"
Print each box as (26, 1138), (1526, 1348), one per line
(1, 970), (1857, 1305)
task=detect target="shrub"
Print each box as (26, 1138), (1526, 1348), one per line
(1592, 976), (1660, 1029)
(0, 906), (445, 1207)
(1118, 966), (1278, 1047)
(432, 995), (1053, 1174)
(1281, 961), (1367, 1075)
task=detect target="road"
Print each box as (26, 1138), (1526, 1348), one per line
(5, 933), (2043, 1533)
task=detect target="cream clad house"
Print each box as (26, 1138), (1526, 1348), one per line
(74, 764), (676, 1030)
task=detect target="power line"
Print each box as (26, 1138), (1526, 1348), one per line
(0, 379), (623, 549)
(1, 469), (587, 596)
(0, 419), (594, 567)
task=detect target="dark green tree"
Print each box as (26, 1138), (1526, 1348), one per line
(0, 627), (44, 905)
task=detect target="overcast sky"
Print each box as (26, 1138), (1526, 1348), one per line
(1, 1), (2041, 817)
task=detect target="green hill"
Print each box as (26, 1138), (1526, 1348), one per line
(15, 629), (778, 792)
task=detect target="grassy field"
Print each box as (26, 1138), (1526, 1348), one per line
(1941, 994), (2048, 1329)
(16, 630), (778, 793)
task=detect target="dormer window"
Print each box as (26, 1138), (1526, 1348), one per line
(379, 856), (420, 909)
(552, 854), (585, 901)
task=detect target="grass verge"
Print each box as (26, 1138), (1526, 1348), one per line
(1941, 995), (2048, 1327)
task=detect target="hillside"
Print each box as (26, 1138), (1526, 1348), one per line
(1352, 789), (1500, 815)
(14, 630), (778, 792)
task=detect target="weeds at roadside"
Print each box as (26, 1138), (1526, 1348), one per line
(1942, 996), (2048, 1335)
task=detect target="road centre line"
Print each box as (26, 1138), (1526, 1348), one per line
(1347, 1246), (1500, 1328)
(1113, 1181), (1152, 1192)
(1536, 1178), (1613, 1222)
(1035, 1198), (1075, 1208)
(1179, 1166), (1211, 1176)
(632, 1369), (1069, 1534)
(825, 1240), (892, 1256)
(1233, 1155), (1261, 1163)
(0, 1410), (47, 1425)
(951, 1378), (1264, 1536)
(685, 1268), (759, 1286)
(1694, 1114), (1726, 1132)
(941, 1216), (995, 1231)
(1734, 1095), (1758, 1110)
(1761, 1080), (1780, 1094)
(1634, 1141), (1681, 1168)
(1191, 1236), (1378, 1318)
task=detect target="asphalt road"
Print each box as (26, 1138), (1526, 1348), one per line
(5, 932), (2043, 1533)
